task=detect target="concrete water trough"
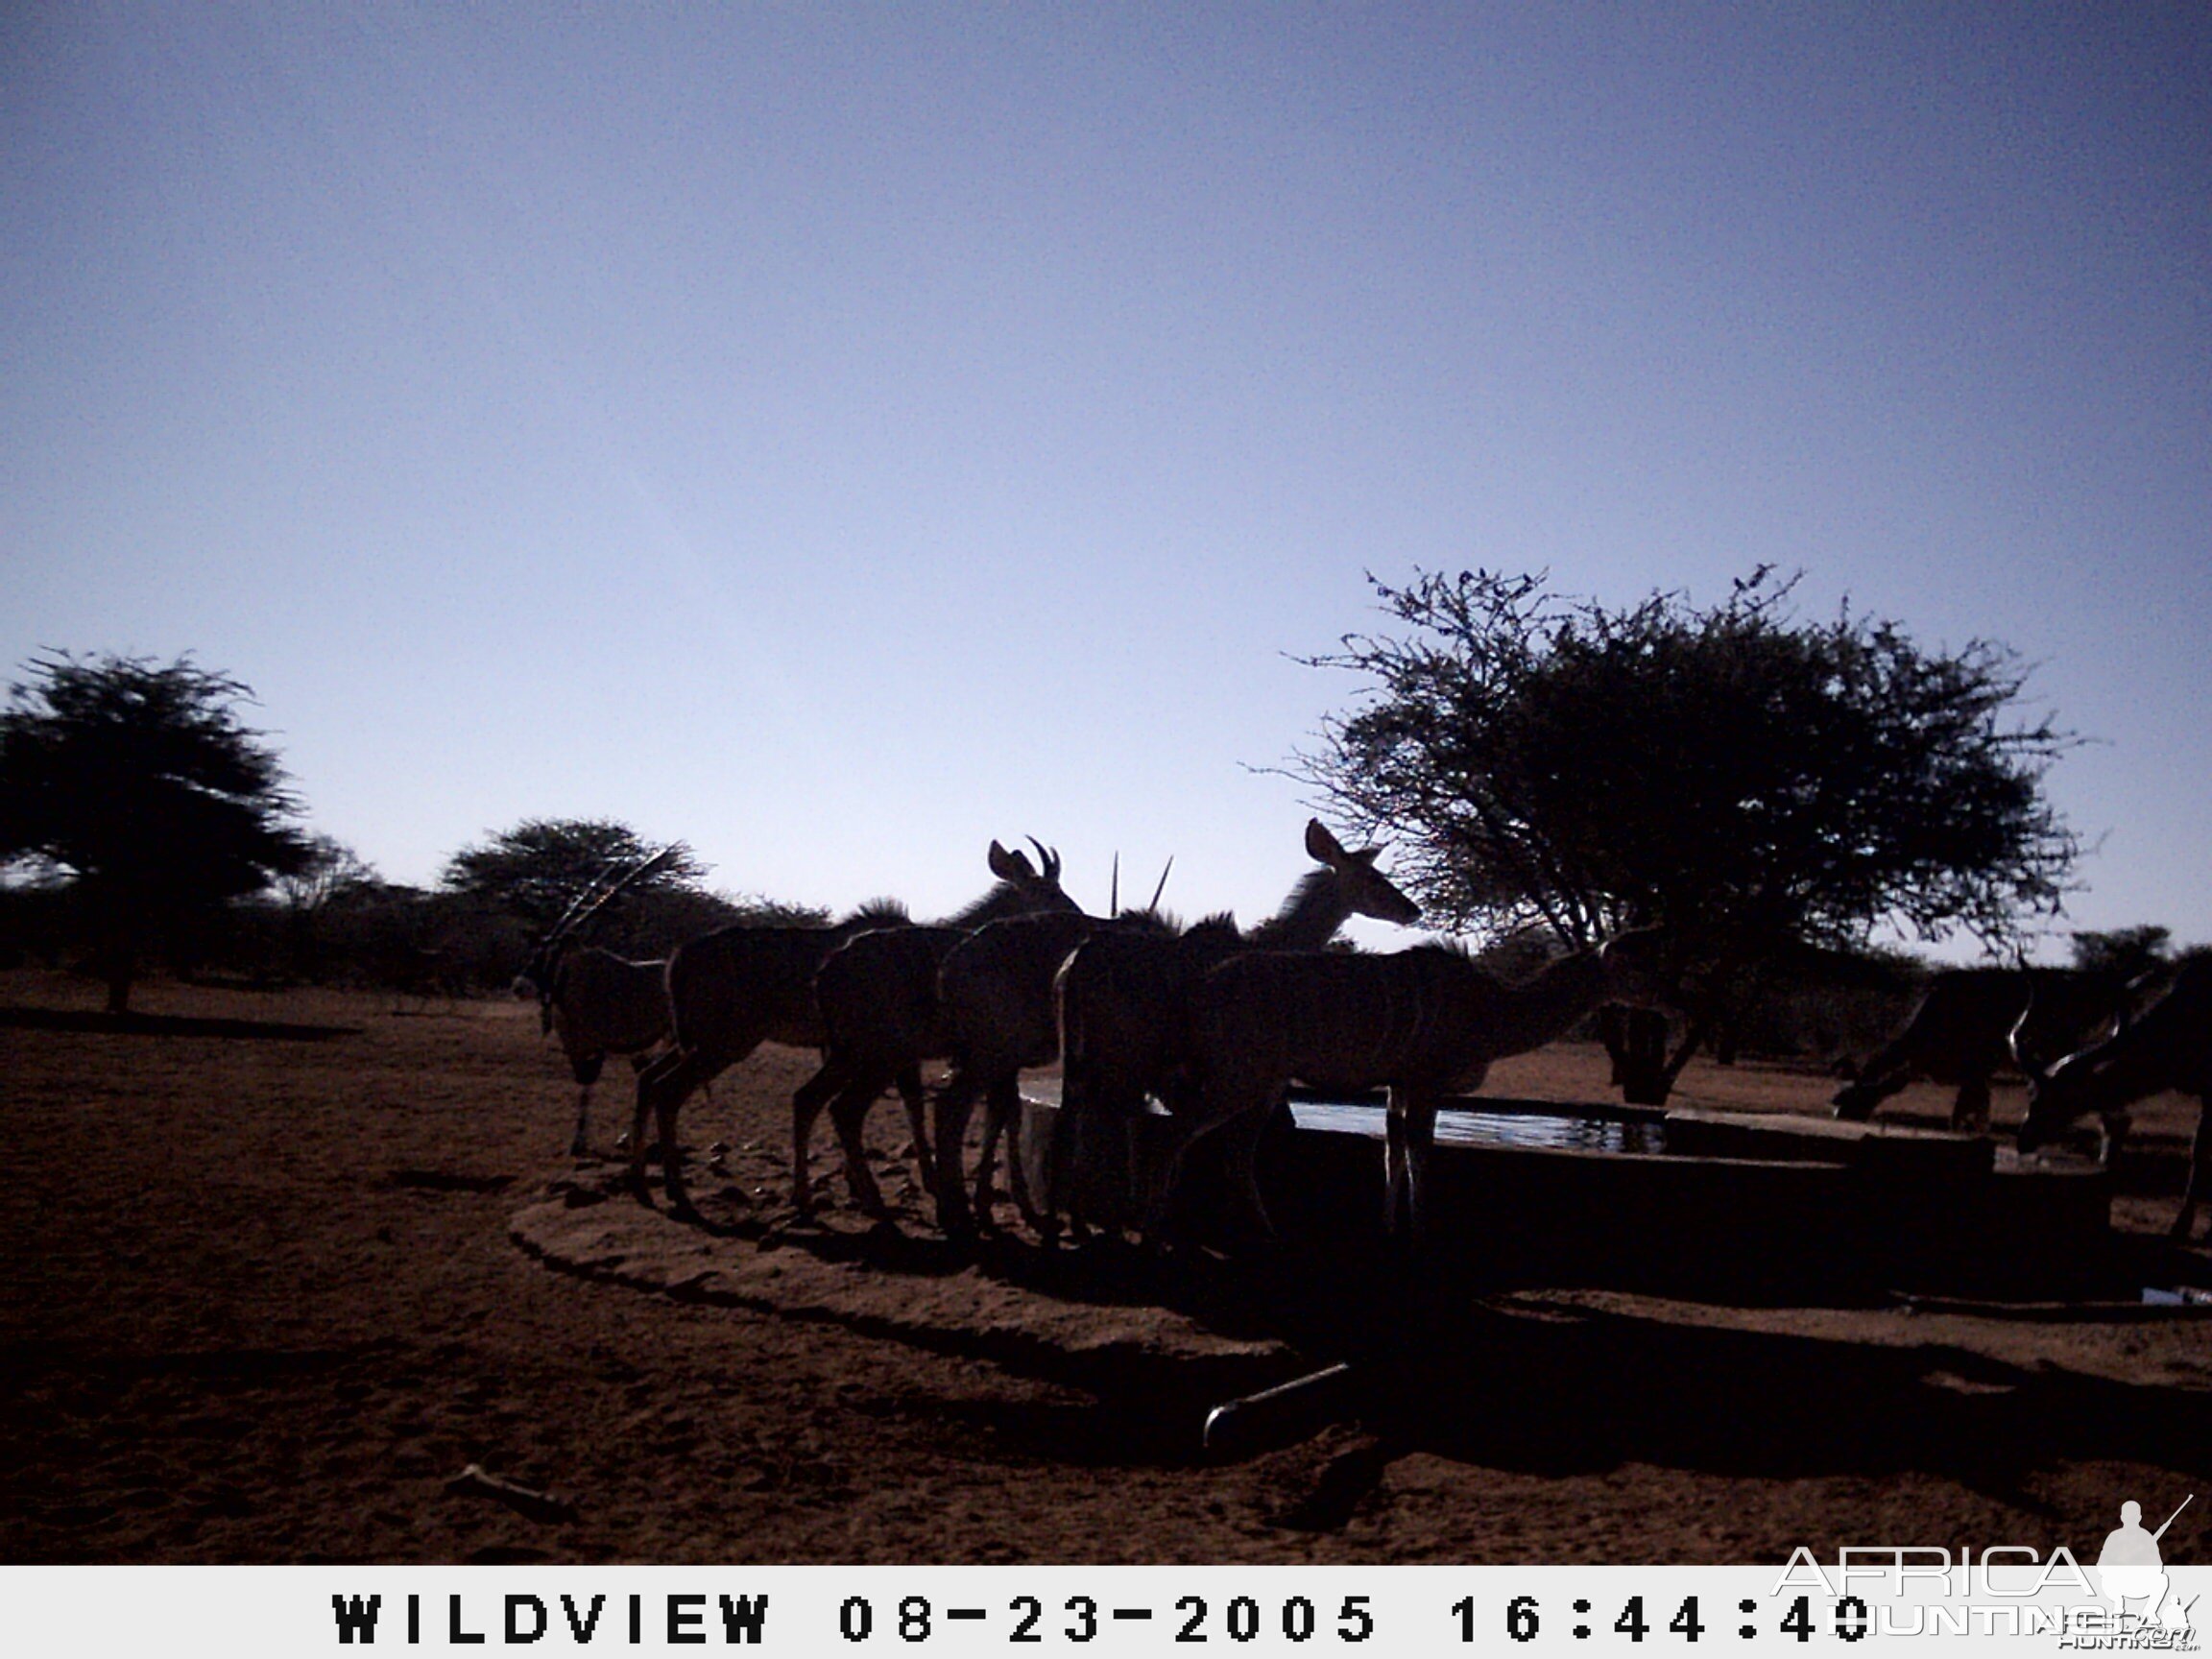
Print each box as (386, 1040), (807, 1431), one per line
(1017, 1085), (2113, 1301)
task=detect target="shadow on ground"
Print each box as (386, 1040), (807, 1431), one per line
(0, 1005), (362, 1042)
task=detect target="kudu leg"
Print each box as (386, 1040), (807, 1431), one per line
(790, 1061), (847, 1219)
(1951, 1074), (1992, 1134)
(1383, 1101), (1407, 1236)
(894, 1064), (931, 1195)
(958, 1070), (1034, 1231)
(630, 1050), (682, 1205)
(827, 1072), (897, 1218)
(967, 1072), (1048, 1236)
(1384, 1091), (1439, 1244)
(637, 1050), (709, 1218)
(1134, 1108), (1250, 1252)
(566, 1050), (606, 1156)
(988, 1073), (1049, 1235)
(930, 1070), (984, 1236)
(1213, 1106), (1281, 1247)
(571, 1083), (593, 1158)
(2174, 1104), (2209, 1242)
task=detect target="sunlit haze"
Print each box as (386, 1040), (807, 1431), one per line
(5, 5), (2206, 959)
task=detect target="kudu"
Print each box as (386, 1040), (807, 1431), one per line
(1049, 819), (1422, 1239)
(2014, 956), (2212, 1240)
(513, 851), (681, 1155)
(1833, 966), (2133, 1131)
(1175, 929), (1675, 1245)
(928, 855), (1176, 1238)
(784, 840), (1079, 1222)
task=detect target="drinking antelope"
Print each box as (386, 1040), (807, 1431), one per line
(785, 841), (1079, 1222)
(2014, 955), (2212, 1240)
(1833, 966), (2133, 1131)
(1173, 929), (1675, 1245)
(513, 851), (681, 1155)
(929, 888), (1179, 1238)
(1049, 819), (1422, 1239)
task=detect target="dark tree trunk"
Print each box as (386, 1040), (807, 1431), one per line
(103, 951), (134, 1015)
(1605, 1007), (1674, 1105)
(94, 902), (138, 1015)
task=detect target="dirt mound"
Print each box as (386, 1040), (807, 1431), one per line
(511, 1172), (1295, 1411)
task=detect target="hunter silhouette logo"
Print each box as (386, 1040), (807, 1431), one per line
(2098, 1494), (2195, 1633)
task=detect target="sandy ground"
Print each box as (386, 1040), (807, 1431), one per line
(2, 967), (2208, 1566)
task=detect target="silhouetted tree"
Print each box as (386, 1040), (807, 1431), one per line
(2068, 925), (2171, 982)
(441, 818), (705, 928)
(269, 834), (380, 981)
(1290, 568), (2080, 1102)
(0, 653), (313, 1011)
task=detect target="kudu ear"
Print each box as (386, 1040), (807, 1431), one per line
(1306, 818), (1347, 866)
(989, 840), (1035, 882)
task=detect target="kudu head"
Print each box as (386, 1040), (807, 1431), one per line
(1302, 818), (1423, 929)
(512, 847), (681, 1030)
(2009, 991), (2126, 1155)
(1594, 926), (1678, 1012)
(985, 836), (1081, 916)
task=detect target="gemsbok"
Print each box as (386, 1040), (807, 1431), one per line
(524, 947), (673, 1156)
(632, 839), (1066, 1217)
(1049, 819), (1422, 1238)
(2014, 956), (2212, 1240)
(1833, 966), (2137, 1131)
(513, 851), (681, 1155)
(785, 841), (1079, 1222)
(929, 866), (1175, 1238)
(1173, 929), (1675, 1246)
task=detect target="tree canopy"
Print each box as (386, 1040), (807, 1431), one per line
(0, 652), (313, 1010)
(440, 818), (706, 928)
(1289, 568), (2081, 1098)
(2068, 925), (2172, 982)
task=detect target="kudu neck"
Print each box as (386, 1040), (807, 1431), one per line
(1487, 947), (1612, 1054)
(945, 882), (1061, 931)
(1244, 869), (1358, 952)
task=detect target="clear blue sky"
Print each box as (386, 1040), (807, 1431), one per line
(5, 4), (2207, 958)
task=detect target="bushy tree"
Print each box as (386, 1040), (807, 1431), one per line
(2068, 925), (2171, 982)
(441, 818), (705, 928)
(1291, 568), (2080, 1101)
(0, 653), (313, 1010)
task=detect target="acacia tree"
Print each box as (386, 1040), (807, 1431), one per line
(1290, 568), (2080, 1102)
(0, 653), (313, 1011)
(2067, 925), (2171, 981)
(441, 818), (705, 929)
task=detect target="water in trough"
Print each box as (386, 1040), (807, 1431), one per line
(1286, 1099), (1666, 1156)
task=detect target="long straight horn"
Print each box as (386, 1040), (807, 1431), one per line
(1110, 853), (1119, 917)
(1147, 855), (1173, 915)
(2007, 998), (2045, 1083)
(544, 857), (627, 945)
(552, 844), (682, 946)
